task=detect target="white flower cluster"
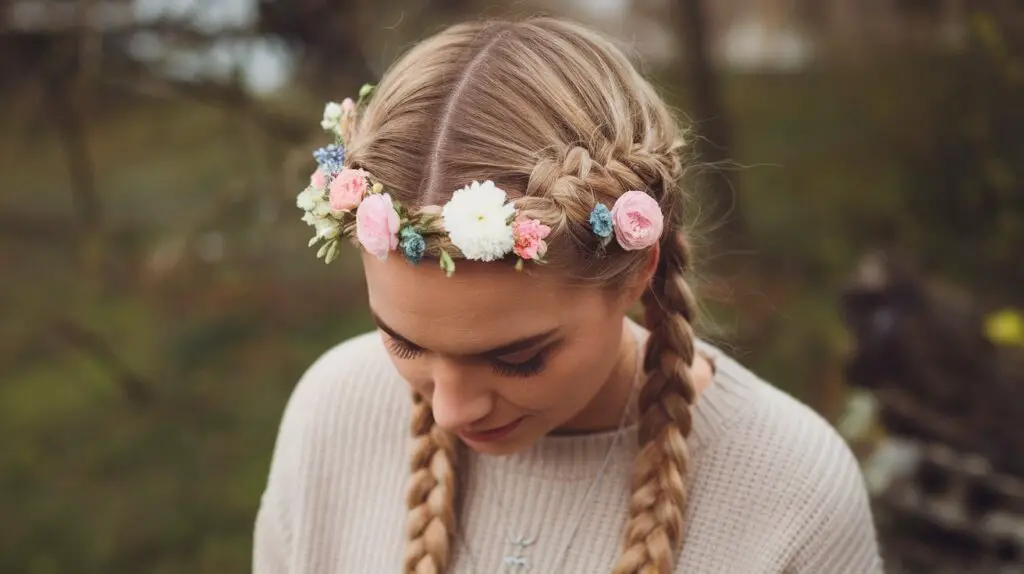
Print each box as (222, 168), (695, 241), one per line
(320, 102), (344, 137)
(442, 180), (516, 261)
(297, 185), (340, 242)
(321, 98), (358, 140)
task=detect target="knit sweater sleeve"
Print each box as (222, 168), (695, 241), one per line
(253, 344), (345, 573)
(786, 424), (884, 573)
(252, 333), (409, 573)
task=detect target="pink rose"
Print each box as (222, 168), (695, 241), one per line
(610, 190), (664, 250)
(310, 168), (328, 190)
(340, 98), (357, 139)
(512, 217), (552, 260)
(356, 193), (401, 259)
(329, 168), (369, 213)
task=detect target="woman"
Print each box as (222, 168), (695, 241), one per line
(255, 16), (882, 574)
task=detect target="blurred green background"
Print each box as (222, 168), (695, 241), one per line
(1, 0), (1021, 572)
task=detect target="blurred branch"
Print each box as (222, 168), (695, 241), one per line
(50, 318), (156, 408)
(112, 21), (261, 44)
(103, 75), (307, 143)
(0, 213), (82, 241)
(875, 388), (972, 449)
(49, 77), (101, 236)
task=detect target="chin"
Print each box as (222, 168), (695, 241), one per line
(461, 439), (527, 456)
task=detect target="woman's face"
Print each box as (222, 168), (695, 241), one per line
(363, 252), (641, 455)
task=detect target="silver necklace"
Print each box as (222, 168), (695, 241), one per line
(458, 333), (644, 573)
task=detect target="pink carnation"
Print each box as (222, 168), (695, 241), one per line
(329, 168), (369, 213)
(356, 193), (401, 260)
(310, 168), (328, 190)
(512, 217), (552, 260)
(610, 190), (664, 251)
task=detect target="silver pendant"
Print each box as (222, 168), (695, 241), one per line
(502, 534), (536, 571)
(502, 554), (530, 571)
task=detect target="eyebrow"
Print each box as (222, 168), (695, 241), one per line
(370, 311), (560, 358)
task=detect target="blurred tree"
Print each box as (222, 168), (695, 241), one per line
(669, 0), (747, 246)
(257, 0), (481, 90)
(864, 2), (1023, 305)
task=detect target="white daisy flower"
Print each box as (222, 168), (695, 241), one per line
(442, 180), (516, 261)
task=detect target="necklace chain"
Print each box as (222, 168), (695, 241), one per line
(457, 332), (644, 573)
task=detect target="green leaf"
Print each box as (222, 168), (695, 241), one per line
(325, 242), (340, 264)
(316, 240), (331, 259)
(439, 250), (456, 278)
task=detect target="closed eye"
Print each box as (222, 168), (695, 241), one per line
(385, 336), (422, 360)
(492, 352), (547, 377)
(385, 334), (551, 378)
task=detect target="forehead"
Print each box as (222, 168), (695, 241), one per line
(362, 253), (601, 351)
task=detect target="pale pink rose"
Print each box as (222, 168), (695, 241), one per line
(329, 168), (369, 213)
(339, 98), (357, 139)
(356, 193), (401, 259)
(310, 168), (328, 190)
(610, 190), (664, 250)
(512, 217), (552, 260)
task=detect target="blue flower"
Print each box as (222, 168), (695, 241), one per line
(400, 227), (426, 265)
(589, 203), (614, 239)
(313, 144), (344, 173)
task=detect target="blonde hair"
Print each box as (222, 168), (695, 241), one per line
(345, 17), (699, 574)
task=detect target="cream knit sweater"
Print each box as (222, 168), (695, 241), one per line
(254, 327), (883, 573)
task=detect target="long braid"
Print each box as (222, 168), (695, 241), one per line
(404, 393), (458, 574)
(615, 230), (699, 573)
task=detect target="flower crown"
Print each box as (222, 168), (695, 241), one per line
(297, 86), (666, 276)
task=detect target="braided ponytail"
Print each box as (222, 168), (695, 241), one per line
(614, 229), (699, 574)
(404, 393), (458, 574)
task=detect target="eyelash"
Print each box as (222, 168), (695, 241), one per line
(385, 337), (422, 360)
(384, 337), (548, 378)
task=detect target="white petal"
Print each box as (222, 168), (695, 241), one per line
(312, 198), (332, 217)
(296, 188), (318, 211)
(315, 218), (341, 240)
(323, 102), (342, 121)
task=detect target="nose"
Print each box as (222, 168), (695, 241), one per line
(428, 359), (493, 432)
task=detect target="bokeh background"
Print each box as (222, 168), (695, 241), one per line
(2, 0), (1022, 573)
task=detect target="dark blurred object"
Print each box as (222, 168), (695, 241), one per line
(842, 251), (1024, 573)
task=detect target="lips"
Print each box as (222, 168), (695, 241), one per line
(458, 417), (524, 444)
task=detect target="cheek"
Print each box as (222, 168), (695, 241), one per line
(383, 352), (432, 395)
(502, 337), (619, 411)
